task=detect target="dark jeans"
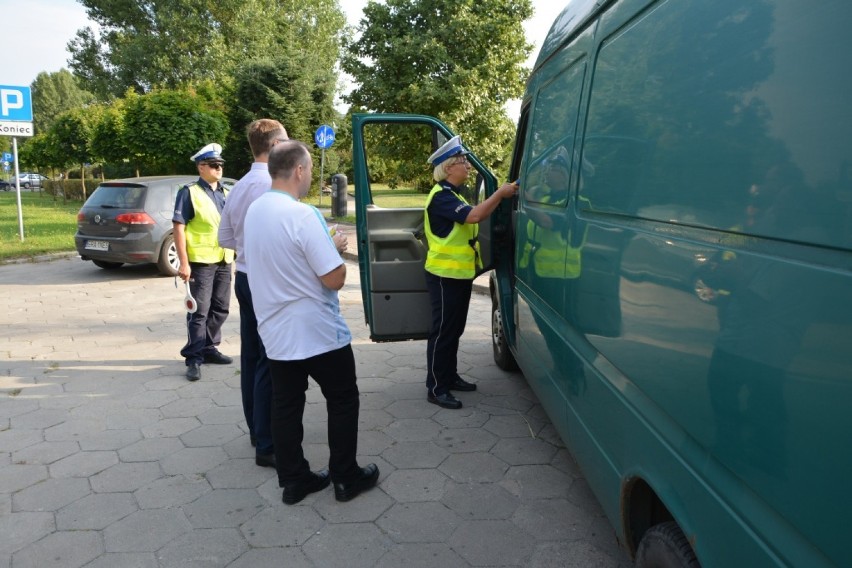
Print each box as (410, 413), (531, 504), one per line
(269, 344), (361, 485)
(235, 271), (273, 454)
(180, 262), (231, 365)
(425, 272), (472, 397)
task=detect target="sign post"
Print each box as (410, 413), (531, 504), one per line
(314, 125), (335, 208)
(0, 85), (35, 242)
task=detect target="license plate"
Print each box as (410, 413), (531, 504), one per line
(85, 240), (109, 251)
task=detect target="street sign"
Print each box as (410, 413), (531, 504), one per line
(314, 125), (335, 149)
(2, 152), (11, 162)
(0, 86), (33, 122)
(0, 121), (33, 137)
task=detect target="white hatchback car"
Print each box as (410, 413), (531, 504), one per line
(14, 173), (49, 189)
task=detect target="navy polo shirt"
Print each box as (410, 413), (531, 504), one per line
(173, 178), (226, 225)
(427, 180), (473, 238)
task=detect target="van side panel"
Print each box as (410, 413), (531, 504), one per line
(512, 0), (852, 566)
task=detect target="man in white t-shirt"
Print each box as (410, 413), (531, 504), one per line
(244, 140), (378, 505)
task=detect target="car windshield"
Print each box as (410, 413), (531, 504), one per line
(86, 185), (146, 208)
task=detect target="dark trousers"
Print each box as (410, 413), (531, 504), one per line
(180, 262), (231, 365)
(425, 272), (472, 397)
(269, 345), (361, 485)
(235, 271), (273, 454)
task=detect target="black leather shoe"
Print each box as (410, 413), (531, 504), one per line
(255, 453), (276, 468)
(186, 363), (201, 382)
(334, 464), (379, 502)
(449, 377), (477, 392)
(203, 351), (233, 365)
(282, 469), (330, 505)
(428, 392), (462, 409)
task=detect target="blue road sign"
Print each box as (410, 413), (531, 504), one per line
(2, 152), (11, 162)
(0, 86), (33, 121)
(314, 125), (335, 149)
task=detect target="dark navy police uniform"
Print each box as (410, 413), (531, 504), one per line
(425, 180), (475, 397)
(173, 178), (231, 366)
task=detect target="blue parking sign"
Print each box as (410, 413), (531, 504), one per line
(2, 152), (11, 162)
(315, 125), (335, 149)
(0, 86), (33, 121)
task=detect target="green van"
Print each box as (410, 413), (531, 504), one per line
(350, 1), (852, 566)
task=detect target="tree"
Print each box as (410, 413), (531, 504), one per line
(30, 70), (95, 134)
(51, 107), (102, 199)
(342, 0), (533, 177)
(122, 88), (229, 174)
(228, 54), (339, 174)
(89, 99), (133, 177)
(69, 0), (346, 99)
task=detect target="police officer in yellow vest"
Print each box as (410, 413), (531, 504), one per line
(174, 143), (235, 382)
(424, 135), (518, 409)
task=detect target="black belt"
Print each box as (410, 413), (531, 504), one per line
(190, 260), (230, 267)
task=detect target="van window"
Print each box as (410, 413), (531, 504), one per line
(526, 60), (586, 207)
(580, 0), (852, 250)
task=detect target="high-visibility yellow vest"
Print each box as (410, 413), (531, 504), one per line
(186, 183), (234, 264)
(519, 194), (589, 279)
(424, 184), (481, 279)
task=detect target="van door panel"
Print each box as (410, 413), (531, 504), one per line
(351, 113), (499, 341)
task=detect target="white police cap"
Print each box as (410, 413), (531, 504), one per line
(190, 143), (224, 163)
(427, 135), (470, 166)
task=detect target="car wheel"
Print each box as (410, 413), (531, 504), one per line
(635, 522), (700, 568)
(92, 260), (123, 270)
(492, 295), (519, 371)
(23, 182), (30, 189)
(157, 234), (179, 276)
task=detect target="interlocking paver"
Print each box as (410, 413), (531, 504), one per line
(11, 440), (79, 465)
(55, 492), (138, 530)
(12, 477), (90, 512)
(377, 501), (461, 543)
(0, 253), (631, 567)
(11, 530), (103, 568)
(155, 527), (247, 568)
(239, 505), (324, 547)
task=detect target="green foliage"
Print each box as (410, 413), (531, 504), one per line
(342, 0), (532, 170)
(122, 89), (229, 174)
(89, 100), (129, 171)
(51, 107), (103, 197)
(30, 69), (95, 133)
(70, 0), (346, 99)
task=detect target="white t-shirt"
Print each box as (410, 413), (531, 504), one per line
(244, 190), (351, 361)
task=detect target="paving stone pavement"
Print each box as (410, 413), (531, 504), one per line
(0, 250), (633, 568)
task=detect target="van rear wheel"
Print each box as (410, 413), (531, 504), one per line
(491, 296), (518, 371)
(635, 522), (700, 568)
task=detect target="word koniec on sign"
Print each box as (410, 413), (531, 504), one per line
(0, 121), (34, 136)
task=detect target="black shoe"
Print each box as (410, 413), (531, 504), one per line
(186, 363), (201, 382)
(428, 392), (462, 409)
(250, 436), (257, 447)
(255, 453), (276, 468)
(282, 469), (330, 505)
(449, 377), (477, 392)
(203, 351), (233, 365)
(333, 464), (379, 502)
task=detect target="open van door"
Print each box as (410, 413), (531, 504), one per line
(351, 113), (499, 341)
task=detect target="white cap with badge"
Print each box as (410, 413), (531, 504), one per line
(190, 143), (225, 163)
(427, 135), (470, 166)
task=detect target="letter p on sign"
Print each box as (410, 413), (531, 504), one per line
(0, 86), (33, 121)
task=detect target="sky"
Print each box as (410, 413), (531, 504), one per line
(1, 0), (565, 115)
